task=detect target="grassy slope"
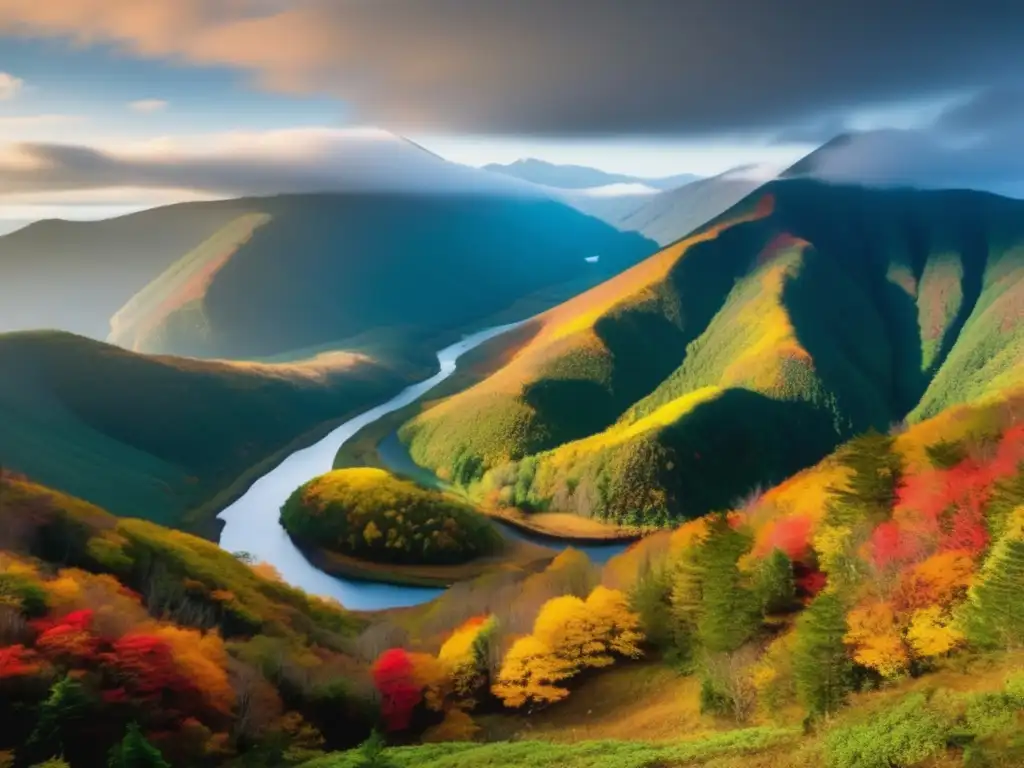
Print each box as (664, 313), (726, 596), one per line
(401, 180), (1024, 525)
(0, 331), (423, 534)
(102, 194), (655, 359)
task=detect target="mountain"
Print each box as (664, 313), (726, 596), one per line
(104, 194), (655, 359)
(1, 194), (654, 360)
(606, 166), (771, 245)
(483, 158), (700, 191)
(0, 330), (426, 534)
(398, 178), (1024, 526)
(1, 131), (655, 357)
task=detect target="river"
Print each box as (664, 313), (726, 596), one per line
(217, 323), (629, 611)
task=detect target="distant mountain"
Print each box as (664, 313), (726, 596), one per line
(607, 166), (773, 245)
(483, 158), (700, 191)
(400, 179), (1024, 525)
(97, 194), (654, 359)
(1, 141), (655, 358)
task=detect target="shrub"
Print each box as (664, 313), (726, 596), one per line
(824, 694), (949, 768)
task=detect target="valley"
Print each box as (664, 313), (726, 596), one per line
(2, 17), (1024, 764)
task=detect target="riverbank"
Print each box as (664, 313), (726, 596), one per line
(294, 533), (557, 588)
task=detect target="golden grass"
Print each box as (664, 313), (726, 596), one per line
(479, 663), (709, 743)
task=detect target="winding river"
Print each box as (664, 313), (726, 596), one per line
(218, 323), (629, 611)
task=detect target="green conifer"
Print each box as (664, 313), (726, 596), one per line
(107, 723), (170, 768)
(696, 514), (760, 654)
(793, 592), (852, 717)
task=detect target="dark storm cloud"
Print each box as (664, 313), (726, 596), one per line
(933, 86), (1024, 135)
(2, 0), (1024, 137)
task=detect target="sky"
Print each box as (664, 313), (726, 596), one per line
(1, 0), (1023, 230)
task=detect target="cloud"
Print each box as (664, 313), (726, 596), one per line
(1, 1), (1023, 137)
(786, 126), (1024, 198)
(128, 99), (168, 113)
(0, 71), (24, 100)
(0, 127), (547, 199)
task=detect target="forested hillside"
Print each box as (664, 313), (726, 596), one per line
(0, 474), (374, 767)
(322, 388), (1024, 768)
(400, 180), (1024, 526)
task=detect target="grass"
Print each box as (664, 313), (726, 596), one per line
(305, 727), (799, 768)
(0, 331), (421, 534)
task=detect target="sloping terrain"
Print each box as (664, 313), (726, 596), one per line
(0, 474), (374, 765)
(0, 331), (423, 532)
(400, 179), (1024, 525)
(104, 194), (655, 359)
(483, 158), (700, 190)
(613, 169), (767, 245)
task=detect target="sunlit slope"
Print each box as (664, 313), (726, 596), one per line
(401, 180), (1024, 524)
(108, 212), (272, 353)
(0, 331), (417, 532)
(106, 194), (655, 359)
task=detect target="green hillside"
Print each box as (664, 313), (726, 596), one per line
(0, 331), (423, 533)
(400, 180), (1024, 526)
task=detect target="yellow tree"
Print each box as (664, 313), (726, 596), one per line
(906, 606), (963, 659)
(438, 616), (495, 702)
(843, 601), (909, 678)
(491, 636), (573, 708)
(585, 586), (644, 660)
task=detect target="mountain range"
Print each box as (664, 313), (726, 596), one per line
(399, 177), (1024, 525)
(0, 144), (655, 359)
(482, 158), (701, 191)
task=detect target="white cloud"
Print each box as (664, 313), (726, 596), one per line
(0, 72), (24, 100)
(0, 126), (548, 201)
(128, 99), (169, 113)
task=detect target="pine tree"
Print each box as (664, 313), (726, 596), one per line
(827, 429), (903, 527)
(793, 592), (852, 718)
(961, 521), (1024, 649)
(26, 676), (91, 762)
(107, 723), (170, 768)
(756, 549), (797, 615)
(696, 515), (760, 654)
